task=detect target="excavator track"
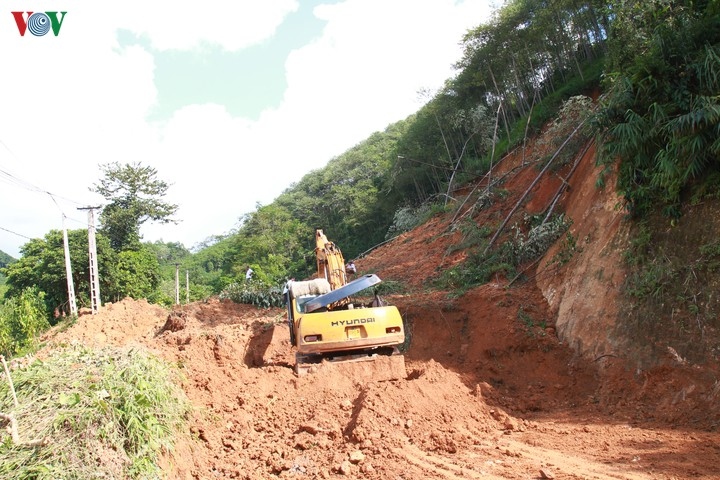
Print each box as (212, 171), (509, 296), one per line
(295, 348), (406, 381)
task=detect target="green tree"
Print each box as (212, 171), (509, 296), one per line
(0, 286), (50, 357)
(2, 229), (117, 315)
(91, 162), (179, 251)
(104, 247), (162, 303)
(0, 250), (14, 269)
(182, 234), (235, 294)
(453, 0), (607, 137)
(277, 125), (406, 259)
(229, 204), (313, 283)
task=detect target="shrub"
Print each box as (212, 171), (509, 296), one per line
(386, 203), (435, 240)
(0, 287), (50, 358)
(219, 281), (285, 308)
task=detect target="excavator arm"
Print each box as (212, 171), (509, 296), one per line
(315, 229), (347, 291)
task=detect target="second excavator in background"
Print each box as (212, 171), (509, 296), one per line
(285, 229), (406, 378)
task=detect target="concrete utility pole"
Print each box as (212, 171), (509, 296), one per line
(175, 263), (180, 305)
(61, 215), (78, 316)
(79, 206), (102, 314)
(186, 269), (190, 304)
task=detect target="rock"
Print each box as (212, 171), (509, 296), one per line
(338, 460), (353, 475)
(160, 311), (187, 333)
(540, 468), (555, 479)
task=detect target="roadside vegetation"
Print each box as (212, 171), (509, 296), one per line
(0, 287), (49, 359)
(0, 345), (189, 479)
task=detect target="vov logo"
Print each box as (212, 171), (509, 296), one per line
(12, 11), (67, 37)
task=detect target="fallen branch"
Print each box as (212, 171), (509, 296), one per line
(542, 139), (593, 224)
(483, 119), (587, 255)
(507, 140), (594, 287)
(356, 234), (401, 260)
(507, 256), (543, 287)
(0, 411), (20, 444)
(0, 412), (49, 447)
(451, 159), (535, 226)
(1, 355), (18, 409)
(0, 356), (49, 447)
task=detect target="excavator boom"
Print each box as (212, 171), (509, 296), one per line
(315, 229), (346, 291)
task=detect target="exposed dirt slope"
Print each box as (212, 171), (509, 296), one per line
(40, 134), (720, 479)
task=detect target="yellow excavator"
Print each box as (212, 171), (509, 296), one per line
(285, 229), (406, 379)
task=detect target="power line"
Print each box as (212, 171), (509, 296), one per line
(0, 141), (101, 239)
(64, 215), (88, 227)
(0, 225), (34, 240)
(0, 137), (104, 257)
(0, 134), (94, 208)
(0, 166), (90, 207)
(0, 167), (45, 194)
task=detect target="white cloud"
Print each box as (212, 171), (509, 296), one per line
(112, 0), (299, 51)
(0, 0), (492, 258)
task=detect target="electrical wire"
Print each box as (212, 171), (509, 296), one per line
(0, 225), (33, 240)
(0, 155), (98, 248)
(0, 135), (99, 234)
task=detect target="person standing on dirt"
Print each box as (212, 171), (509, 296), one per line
(245, 266), (254, 282)
(345, 261), (357, 276)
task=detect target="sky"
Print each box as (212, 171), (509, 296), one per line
(0, 0), (494, 259)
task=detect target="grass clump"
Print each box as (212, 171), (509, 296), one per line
(0, 345), (190, 479)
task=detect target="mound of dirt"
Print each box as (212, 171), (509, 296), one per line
(40, 283), (720, 479)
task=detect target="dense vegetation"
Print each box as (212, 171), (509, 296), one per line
(0, 251), (12, 269)
(0, 345), (189, 479)
(1, 0), (718, 350)
(594, 0), (720, 216)
(0, 251), (11, 299)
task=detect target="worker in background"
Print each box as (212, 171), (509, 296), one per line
(283, 278), (295, 302)
(345, 261), (357, 276)
(245, 266), (254, 282)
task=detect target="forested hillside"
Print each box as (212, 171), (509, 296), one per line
(1, 0), (719, 345)
(184, 0), (718, 292)
(0, 250), (12, 269)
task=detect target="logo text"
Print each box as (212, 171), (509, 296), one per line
(331, 318), (376, 327)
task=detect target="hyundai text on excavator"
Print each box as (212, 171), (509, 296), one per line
(285, 229), (406, 379)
